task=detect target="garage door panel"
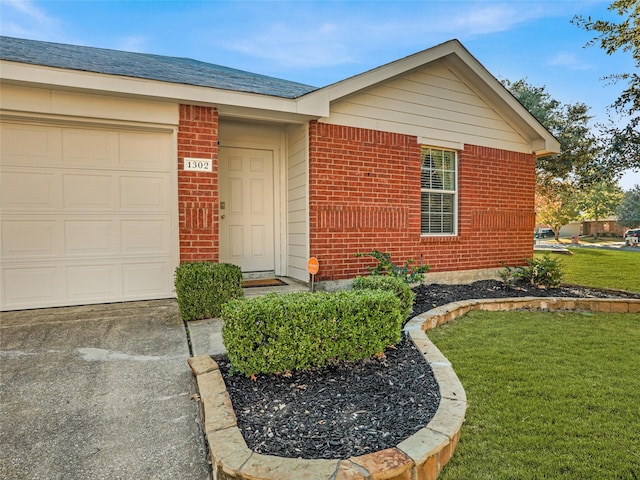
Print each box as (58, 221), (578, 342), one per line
(63, 129), (118, 167)
(122, 262), (170, 296)
(66, 264), (118, 300)
(1, 123), (62, 165)
(64, 220), (115, 255)
(120, 132), (171, 171)
(2, 220), (61, 257)
(63, 173), (114, 209)
(2, 266), (61, 306)
(120, 175), (170, 210)
(1, 170), (62, 211)
(121, 219), (168, 254)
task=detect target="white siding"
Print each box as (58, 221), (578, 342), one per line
(286, 123), (309, 282)
(323, 61), (530, 153)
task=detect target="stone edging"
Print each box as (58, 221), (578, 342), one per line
(188, 297), (640, 480)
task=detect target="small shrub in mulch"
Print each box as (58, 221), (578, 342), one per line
(222, 290), (403, 376)
(352, 275), (415, 320)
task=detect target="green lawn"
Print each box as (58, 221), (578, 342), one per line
(429, 310), (640, 480)
(535, 248), (640, 292)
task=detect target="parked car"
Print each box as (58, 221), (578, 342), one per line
(624, 229), (640, 247)
(535, 228), (554, 239)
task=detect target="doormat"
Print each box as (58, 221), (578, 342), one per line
(242, 278), (288, 288)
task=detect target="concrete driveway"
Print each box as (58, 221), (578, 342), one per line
(1, 300), (210, 480)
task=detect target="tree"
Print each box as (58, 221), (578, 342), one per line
(535, 181), (582, 240)
(573, 0), (640, 174)
(503, 79), (601, 187)
(616, 185), (640, 228)
(579, 180), (624, 237)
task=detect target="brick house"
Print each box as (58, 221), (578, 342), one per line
(0, 36), (559, 310)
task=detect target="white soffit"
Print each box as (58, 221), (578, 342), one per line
(0, 60), (322, 119)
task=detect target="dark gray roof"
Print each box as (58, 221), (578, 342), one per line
(0, 36), (318, 99)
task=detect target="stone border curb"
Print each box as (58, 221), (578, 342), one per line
(189, 297), (640, 480)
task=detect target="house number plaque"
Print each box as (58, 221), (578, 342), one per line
(184, 158), (212, 172)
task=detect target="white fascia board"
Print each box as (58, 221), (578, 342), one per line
(0, 60), (328, 119)
(302, 40), (460, 104)
(295, 89), (330, 117)
(440, 52), (561, 155)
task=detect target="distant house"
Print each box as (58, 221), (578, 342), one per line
(0, 36), (559, 310)
(559, 222), (582, 238)
(581, 216), (626, 237)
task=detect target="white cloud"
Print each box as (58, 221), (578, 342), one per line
(115, 35), (149, 53)
(0, 0), (61, 38)
(222, 21), (356, 68)
(451, 2), (548, 35)
(547, 52), (594, 70)
(214, 1), (560, 71)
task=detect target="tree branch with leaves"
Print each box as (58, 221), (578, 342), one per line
(573, 0), (640, 175)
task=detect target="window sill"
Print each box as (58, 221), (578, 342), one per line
(420, 234), (460, 242)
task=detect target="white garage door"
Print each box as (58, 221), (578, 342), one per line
(1, 122), (176, 311)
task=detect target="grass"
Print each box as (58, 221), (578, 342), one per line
(428, 310), (640, 480)
(534, 248), (640, 292)
(556, 236), (624, 245)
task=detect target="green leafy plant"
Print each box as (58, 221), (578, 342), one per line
(355, 250), (430, 284)
(352, 274), (414, 321)
(174, 262), (244, 321)
(499, 254), (565, 289)
(498, 261), (518, 287)
(222, 290), (402, 376)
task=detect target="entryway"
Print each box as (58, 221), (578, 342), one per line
(218, 146), (275, 272)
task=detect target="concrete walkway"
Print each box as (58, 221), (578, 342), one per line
(1, 300), (210, 480)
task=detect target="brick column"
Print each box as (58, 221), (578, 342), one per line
(177, 105), (219, 262)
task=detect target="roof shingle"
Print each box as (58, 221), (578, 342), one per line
(0, 36), (318, 99)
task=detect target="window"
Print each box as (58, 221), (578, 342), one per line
(421, 147), (456, 235)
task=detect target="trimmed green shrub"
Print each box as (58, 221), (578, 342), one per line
(175, 262), (243, 321)
(222, 290), (403, 376)
(352, 275), (414, 320)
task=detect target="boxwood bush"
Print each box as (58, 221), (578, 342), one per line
(222, 290), (403, 376)
(174, 262), (243, 321)
(352, 275), (415, 321)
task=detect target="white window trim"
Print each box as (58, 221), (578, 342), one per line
(420, 146), (459, 237)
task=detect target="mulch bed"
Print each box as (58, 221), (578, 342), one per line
(214, 280), (640, 460)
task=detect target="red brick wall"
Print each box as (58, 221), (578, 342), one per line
(309, 121), (536, 281)
(177, 105), (219, 262)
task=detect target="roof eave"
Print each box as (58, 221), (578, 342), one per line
(0, 60), (327, 121)
(300, 39), (561, 156)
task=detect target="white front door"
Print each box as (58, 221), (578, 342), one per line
(219, 147), (275, 272)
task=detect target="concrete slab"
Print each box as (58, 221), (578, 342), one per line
(0, 300), (210, 480)
(189, 318), (226, 356)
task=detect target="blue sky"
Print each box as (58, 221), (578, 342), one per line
(1, 0), (638, 189)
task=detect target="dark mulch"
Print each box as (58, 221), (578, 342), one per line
(411, 279), (640, 317)
(214, 280), (640, 460)
(214, 334), (439, 459)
